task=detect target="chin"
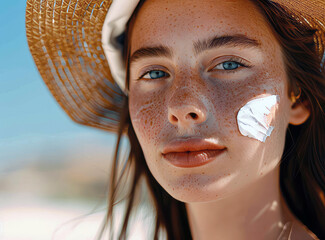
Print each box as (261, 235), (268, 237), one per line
(166, 187), (227, 203)
(160, 176), (233, 203)
(174, 193), (216, 203)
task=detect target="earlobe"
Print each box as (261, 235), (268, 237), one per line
(289, 100), (310, 125)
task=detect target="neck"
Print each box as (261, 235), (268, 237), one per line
(185, 168), (291, 240)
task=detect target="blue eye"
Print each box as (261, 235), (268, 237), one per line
(215, 61), (241, 70)
(142, 70), (168, 79)
(223, 61), (240, 70)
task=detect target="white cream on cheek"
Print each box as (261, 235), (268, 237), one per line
(237, 95), (279, 142)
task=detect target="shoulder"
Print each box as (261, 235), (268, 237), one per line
(279, 195), (319, 240)
(279, 221), (319, 240)
(290, 220), (319, 240)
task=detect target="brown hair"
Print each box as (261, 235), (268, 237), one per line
(98, 0), (325, 239)
(256, 0), (325, 238)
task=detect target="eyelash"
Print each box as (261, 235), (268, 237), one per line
(137, 57), (252, 80)
(138, 67), (170, 80)
(209, 57), (252, 73)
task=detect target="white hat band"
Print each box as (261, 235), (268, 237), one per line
(101, 0), (140, 95)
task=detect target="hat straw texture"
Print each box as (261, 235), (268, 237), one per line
(275, 0), (325, 24)
(274, 0), (325, 55)
(25, 0), (325, 133)
(26, 0), (124, 132)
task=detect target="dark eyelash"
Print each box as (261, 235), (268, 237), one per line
(219, 57), (252, 70)
(230, 57), (251, 67)
(138, 68), (169, 80)
(136, 57), (251, 80)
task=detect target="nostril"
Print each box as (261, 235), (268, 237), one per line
(189, 112), (198, 120)
(171, 115), (178, 122)
(168, 106), (207, 126)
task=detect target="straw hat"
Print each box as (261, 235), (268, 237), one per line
(25, 0), (325, 133)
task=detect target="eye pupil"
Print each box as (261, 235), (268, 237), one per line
(223, 61), (239, 70)
(149, 70), (166, 79)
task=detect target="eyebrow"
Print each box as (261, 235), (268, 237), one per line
(194, 34), (260, 55)
(130, 45), (173, 65)
(129, 34), (260, 64)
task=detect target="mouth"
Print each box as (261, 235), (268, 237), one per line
(162, 138), (226, 168)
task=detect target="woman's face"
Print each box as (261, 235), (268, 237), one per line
(128, 0), (292, 202)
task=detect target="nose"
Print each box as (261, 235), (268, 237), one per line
(168, 90), (208, 128)
(168, 106), (207, 126)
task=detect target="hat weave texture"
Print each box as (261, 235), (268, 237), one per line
(26, 0), (123, 132)
(25, 0), (325, 133)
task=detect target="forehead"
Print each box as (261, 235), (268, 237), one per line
(130, 0), (278, 53)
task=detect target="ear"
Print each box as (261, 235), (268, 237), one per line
(289, 100), (310, 125)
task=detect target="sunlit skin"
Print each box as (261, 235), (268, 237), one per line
(128, 0), (311, 239)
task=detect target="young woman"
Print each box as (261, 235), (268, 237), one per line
(26, 0), (324, 239)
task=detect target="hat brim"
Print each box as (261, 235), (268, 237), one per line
(26, 0), (124, 132)
(25, 0), (325, 133)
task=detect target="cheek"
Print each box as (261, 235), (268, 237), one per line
(208, 69), (287, 139)
(129, 87), (166, 147)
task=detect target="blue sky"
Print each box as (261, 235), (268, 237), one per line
(0, 1), (115, 168)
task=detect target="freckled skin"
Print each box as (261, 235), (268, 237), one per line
(128, 0), (293, 202)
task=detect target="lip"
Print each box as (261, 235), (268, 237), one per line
(162, 138), (226, 168)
